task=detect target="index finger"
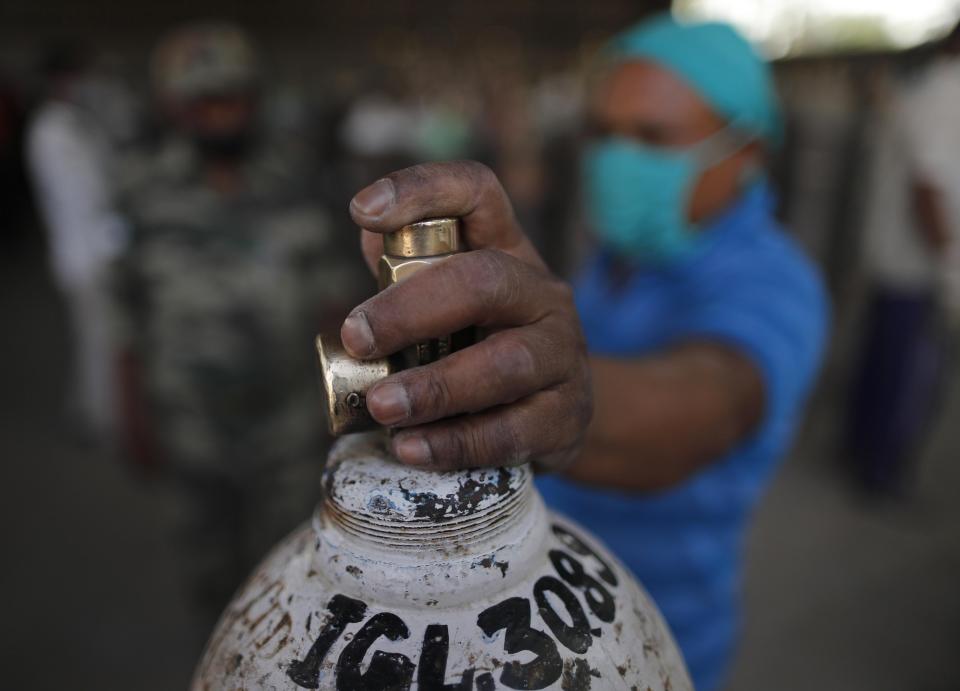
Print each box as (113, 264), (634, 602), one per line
(349, 160), (545, 270)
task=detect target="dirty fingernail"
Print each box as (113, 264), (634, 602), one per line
(341, 311), (375, 356)
(394, 434), (433, 467)
(351, 178), (395, 218)
(369, 382), (410, 425)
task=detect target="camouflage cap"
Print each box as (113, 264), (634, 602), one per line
(152, 23), (259, 99)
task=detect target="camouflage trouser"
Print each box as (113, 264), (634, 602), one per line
(165, 451), (324, 641)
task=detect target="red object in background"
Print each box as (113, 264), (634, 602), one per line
(116, 349), (164, 477)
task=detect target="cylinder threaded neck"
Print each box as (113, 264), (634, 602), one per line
(320, 433), (532, 554)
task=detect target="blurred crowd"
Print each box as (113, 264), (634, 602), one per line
(1, 21), (598, 636)
(19, 26), (368, 636)
(2, 10), (960, 689)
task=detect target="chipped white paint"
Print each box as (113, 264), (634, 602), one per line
(323, 433), (528, 530)
(193, 433), (693, 691)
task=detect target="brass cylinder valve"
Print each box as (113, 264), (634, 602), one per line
(316, 218), (463, 436)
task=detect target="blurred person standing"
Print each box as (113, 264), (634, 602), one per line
(25, 43), (132, 442)
(849, 22), (960, 495)
(529, 16), (829, 690)
(343, 16), (826, 690)
(116, 23), (360, 628)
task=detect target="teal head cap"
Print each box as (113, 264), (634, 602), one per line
(606, 13), (782, 145)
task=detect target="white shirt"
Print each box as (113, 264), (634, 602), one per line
(26, 99), (128, 289)
(864, 56), (960, 293)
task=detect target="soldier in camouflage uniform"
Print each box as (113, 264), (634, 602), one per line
(115, 24), (364, 631)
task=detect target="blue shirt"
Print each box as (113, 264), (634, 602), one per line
(537, 182), (828, 691)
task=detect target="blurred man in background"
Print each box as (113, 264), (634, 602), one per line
(347, 16), (827, 691)
(526, 16), (829, 689)
(115, 23), (361, 631)
(849, 22), (960, 496)
(26, 43), (133, 443)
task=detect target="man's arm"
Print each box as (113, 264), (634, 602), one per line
(911, 178), (951, 254)
(899, 84), (953, 255)
(564, 343), (764, 492)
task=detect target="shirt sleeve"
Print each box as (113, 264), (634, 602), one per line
(671, 243), (829, 441)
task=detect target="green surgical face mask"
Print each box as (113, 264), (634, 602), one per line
(583, 125), (753, 264)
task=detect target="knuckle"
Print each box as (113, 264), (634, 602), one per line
(541, 274), (576, 319)
(433, 415), (523, 470)
(437, 425), (471, 470)
(565, 377), (593, 436)
(469, 248), (507, 282)
(458, 160), (500, 191)
(420, 366), (453, 418)
(393, 162), (431, 187)
(552, 278), (576, 309)
(445, 161), (477, 200)
(427, 253), (499, 317)
(465, 422), (494, 465)
(525, 384), (587, 467)
(472, 415), (522, 467)
(487, 333), (538, 391)
(479, 250), (525, 311)
(570, 399), (592, 443)
(494, 414), (526, 466)
(577, 386), (594, 429)
(457, 250), (514, 312)
(463, 160), (497, 189)
(541, 389), (586, 457)
(529, 317), (579, 384)
(496, 263), (525, 311)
